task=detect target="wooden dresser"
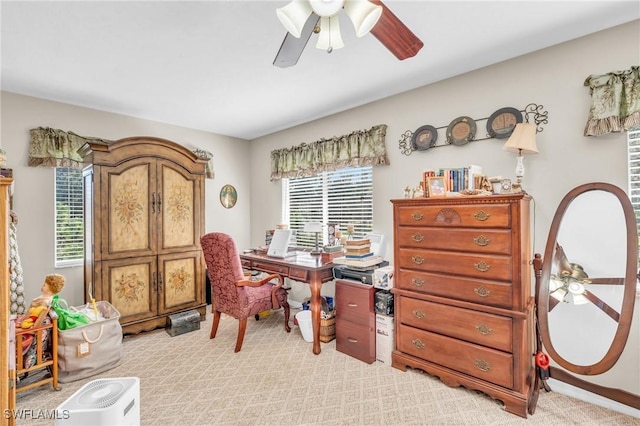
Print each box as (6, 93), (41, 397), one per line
(391, 194), (534, 418)
(335, 279), (376, 363)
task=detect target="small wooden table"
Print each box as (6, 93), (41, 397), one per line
(239, 252), (334, 355)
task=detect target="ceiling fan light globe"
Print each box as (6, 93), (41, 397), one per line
(550, 287), (567, 303)
(344, 0), (383, 37)
(567, 292), (589, 305)
(316, 16), (344, 51)
(309, 0), (345, 17)
(276, 0), (313, 38)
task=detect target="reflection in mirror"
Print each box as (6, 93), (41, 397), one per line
(533, 182), (639, 414)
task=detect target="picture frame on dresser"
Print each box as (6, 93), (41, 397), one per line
(426, 176), (447, 197)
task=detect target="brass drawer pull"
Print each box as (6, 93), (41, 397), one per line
(411, 212), (424, 221)
(474, 359), (491, 372)
(412, 256), (425, 265)
(475, 324), (492, 335)
(412, 339), (425, 350)
(474, 261), (490, 272)
(412, 277), (425, 287)
(411, 233), (424, 242)
(347, 303), (358, 308)
(474, 286), (491, 297)
(412, 309), (426, 319)
(473, 235), (490, 246)
(347, 337), (358, 343)
(473, 210), (490, 221)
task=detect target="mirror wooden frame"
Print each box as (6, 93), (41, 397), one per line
(531, 182), (639, 412)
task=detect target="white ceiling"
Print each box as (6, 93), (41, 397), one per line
(2, 1), (638, 140)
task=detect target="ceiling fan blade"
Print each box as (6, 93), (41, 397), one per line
(273, 14), (320, 68)
(369, 0), (423, 60)
(584, 289), (621, 322)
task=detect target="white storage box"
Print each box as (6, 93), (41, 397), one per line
(373, 265), (394, 290)
(376, 314), (395, 365)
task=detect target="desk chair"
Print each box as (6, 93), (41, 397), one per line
(200, 232), (291, 352)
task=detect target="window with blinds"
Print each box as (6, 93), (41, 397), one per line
(628, 128), (640, 269)
(55, 167), (84, 267)
(283, 166), (373, 249)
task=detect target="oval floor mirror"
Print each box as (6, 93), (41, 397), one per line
(530, 182), (639, 414)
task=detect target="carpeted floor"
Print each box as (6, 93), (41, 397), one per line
(14, 308), (640, 425)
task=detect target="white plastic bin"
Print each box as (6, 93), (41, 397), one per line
(295, 310), (313, 343)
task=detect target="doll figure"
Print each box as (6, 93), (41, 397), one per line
(20, 274), (65, 329)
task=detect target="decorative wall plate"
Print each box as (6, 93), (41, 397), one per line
(220, 184), (237, 208)
(446, 116), (476, 146)
(487, 107), (523, 139)
(411, 125), (438, 151)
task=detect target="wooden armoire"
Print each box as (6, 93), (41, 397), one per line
(80, 137), (207, 334)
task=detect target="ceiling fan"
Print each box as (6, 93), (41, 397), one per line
(547, 243), (622, 322)
(273, 0), (423, 68)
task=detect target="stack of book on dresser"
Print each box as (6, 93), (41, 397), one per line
(333, 238), (384, 269)
(344, 238), (373, 259)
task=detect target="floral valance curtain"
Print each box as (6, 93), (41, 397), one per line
(584, 66), (640, 136)
(28, 127), (112, 169)
(270, 124), (389, 181)
(29, 127), (216, 178)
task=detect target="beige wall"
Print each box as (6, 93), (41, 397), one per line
(249, 20), (640, 416)
(1, 19), (638, 417)
(0, 92), (251, 308)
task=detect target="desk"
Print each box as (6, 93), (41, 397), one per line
(240, 252), (334, 355)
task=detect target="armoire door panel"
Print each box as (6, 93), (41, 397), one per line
(159, 161), (198, 252)
(158, 251), (203, 314)
(102, 160), (156, 259)
(103, 256), (157, 323)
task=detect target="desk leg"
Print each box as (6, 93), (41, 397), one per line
(309, 279), (322, 355)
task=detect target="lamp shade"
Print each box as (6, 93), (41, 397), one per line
(303, 222), (323, 233)
(309, 0), (345, 16)
(316, 16), (344, 51)
(503, 123), (538, 154)
(276, 0), (313, 38)
(344, 0), (383, 37)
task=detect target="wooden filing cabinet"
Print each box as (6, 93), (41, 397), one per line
(335, 279), (376, 363)
(391, 195), (534, 418)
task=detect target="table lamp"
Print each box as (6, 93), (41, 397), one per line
(502, 123), (538, 190)
(304, 222), (323, 255)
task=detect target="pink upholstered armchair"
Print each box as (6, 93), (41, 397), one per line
(200, 232), (291, 352)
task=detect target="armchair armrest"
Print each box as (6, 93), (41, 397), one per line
(237, 273), (284, 309)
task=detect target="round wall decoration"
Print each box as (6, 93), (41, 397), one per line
(446, 116), (476, 146)
(486, 107), (523, 139)
(220, 184), (237, 209)
(411, 125), (438, 151)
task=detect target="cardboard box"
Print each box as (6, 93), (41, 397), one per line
(375, 313), (394, 337)
(373, 265), (394, 290)
(375, 314), (395, 365)
(374, 290), (394, 316)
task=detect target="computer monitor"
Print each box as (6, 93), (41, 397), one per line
(365, 232), (386, 258)
(267, 229), (292, 258)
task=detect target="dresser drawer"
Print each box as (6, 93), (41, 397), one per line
(397, 227), (511, 255)
(397, 324), (513, 389)
(336, 280), (375, 326)
(396, 204), (511, 228)
(336, 320), (375, 364)
(398, 297), (513, 352)
(396, 269), (513, 309)
(398, 248), (512, 281)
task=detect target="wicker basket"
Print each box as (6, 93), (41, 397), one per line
(320, 316), (336, 343)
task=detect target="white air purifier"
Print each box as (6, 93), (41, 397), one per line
(55, 377), (140, 426)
